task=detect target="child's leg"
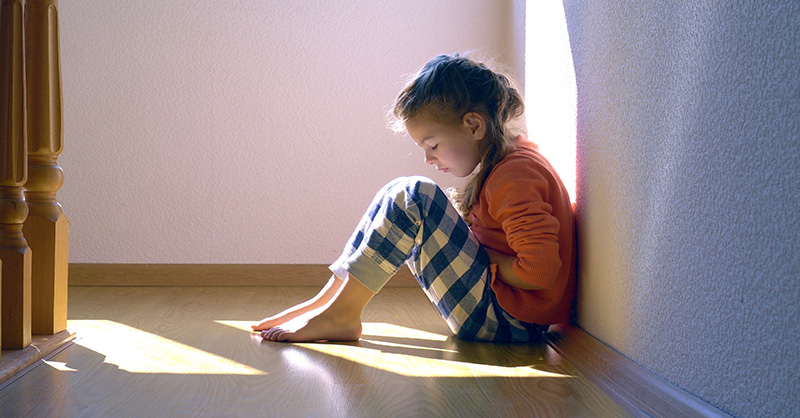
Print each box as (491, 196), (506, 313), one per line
(327, 176), (544, 342)
(251, 274), (344, 331)
(261, 176), (543, 342)
(261, 176), (430, 342)
(258, 177), (419, 342)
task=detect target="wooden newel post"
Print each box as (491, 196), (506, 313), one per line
(0, 0), (33, 350)
(23, 0), (67, 335)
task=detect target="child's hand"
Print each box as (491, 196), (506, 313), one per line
(484, 247), (544, 290)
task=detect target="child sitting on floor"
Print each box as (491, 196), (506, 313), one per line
(253, 54), (575, 343)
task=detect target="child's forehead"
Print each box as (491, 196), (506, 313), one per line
(405, 117), (442, 143)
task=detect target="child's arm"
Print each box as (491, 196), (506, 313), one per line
(484, 247), (545, 290)
(482, 151), (564, 292)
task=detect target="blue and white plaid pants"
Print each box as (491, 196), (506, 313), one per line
(330, 176), (547, 342)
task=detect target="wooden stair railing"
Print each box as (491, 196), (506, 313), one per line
(0, 0), (67, 357)
(23, 0), (68, 336)
(0, 0), (33, 352)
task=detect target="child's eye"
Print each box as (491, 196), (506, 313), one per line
(431, 144), (438, 150)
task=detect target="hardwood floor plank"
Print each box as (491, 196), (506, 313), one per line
(0, 287), (631, 417)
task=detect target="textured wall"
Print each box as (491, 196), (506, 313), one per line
(565, 1), (800, 416)
(58, 1), (522, 264)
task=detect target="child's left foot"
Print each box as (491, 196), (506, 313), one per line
(251, 275), (344, 331)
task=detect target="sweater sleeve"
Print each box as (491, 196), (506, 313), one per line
(485, 161), (562, 290)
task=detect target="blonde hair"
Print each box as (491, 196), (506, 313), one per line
(392, 54), (525, 216)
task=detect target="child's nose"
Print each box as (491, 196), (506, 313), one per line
(424, 152), (435, 165)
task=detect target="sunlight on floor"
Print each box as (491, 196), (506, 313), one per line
(218, 320), (571, 379)
(296, 342), (570, 379)
(64, 319), (571, 379)
(216, 320), (450, 341)
(358, 338), (459, 354)
(43, 360), (78, 372)
(68, 320), (266, 375)
(361, 322), (450, 341)
(16, 289), (629, 416)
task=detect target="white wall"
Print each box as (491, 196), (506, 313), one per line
(58, 1), (523, 264)
(565, 1), (800, 416)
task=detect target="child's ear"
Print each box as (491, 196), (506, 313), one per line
(462, 112), (487, 140)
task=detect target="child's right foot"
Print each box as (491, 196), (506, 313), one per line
(261, 273), (376, 342)
(260, 307), (363, 342)
(251, 275), (344, 331)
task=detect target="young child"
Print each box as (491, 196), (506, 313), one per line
(253, 54), (575, 343)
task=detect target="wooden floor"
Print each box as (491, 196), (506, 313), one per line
(0, 286), (630, 417)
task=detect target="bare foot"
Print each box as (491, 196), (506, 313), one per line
(261, 273), (376, 342)
(251, 275), (344, 331)
(261, 307), (363, 342)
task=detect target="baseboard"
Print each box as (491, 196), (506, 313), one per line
(544, 324), (731, 418)
(68, 263), (419, 287)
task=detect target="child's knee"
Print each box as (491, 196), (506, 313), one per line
(381, 176), (438, 200)
(405, 176), (442, 199)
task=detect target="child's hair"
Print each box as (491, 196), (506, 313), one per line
(392, 54), (525, 216)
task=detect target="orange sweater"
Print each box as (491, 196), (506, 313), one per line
(468, 138), (576, 325)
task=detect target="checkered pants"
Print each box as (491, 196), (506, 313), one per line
(330, 176), (548, 342)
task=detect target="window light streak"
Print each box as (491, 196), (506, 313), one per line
(297, 342), (570, 378)
(359, 338), (459, 354)
(215, 321), (451, 342)
(43, 360), (77, 372)
(69, 320), (267, 375)
(526, 0), (577, 202)
(360, 322), (449, 341)
(219, 321), (570, 379)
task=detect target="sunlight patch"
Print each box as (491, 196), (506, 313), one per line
(43, 360), (77, 372)
(217, 321), (568, 379)
(69, 320), (266, 375)
(361, 322), (449, 341)
(297, 342), (570, 378)
(359, 338), (459, 354)
(215, 321), (450, 342)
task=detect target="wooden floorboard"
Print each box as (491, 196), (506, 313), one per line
(0, 286), (630, 417)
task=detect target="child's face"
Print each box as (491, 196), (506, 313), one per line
(405, 113), (484, 178)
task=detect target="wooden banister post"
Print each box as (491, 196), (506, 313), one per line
(0, 0), (33, 350)
(23, 0), (67, 335)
